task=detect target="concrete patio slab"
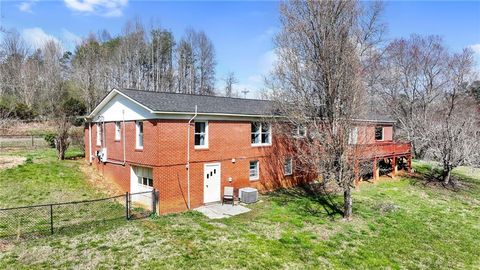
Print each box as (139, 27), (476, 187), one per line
(194, 203), (251, 219)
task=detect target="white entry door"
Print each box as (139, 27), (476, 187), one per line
(204, 163), (221, 203)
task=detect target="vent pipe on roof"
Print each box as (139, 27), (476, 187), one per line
(186, 105), (198, 210)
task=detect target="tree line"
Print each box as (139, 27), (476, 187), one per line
(0, 18), (223, 119)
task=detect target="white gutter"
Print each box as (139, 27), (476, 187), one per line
(186, 105), (198, 210)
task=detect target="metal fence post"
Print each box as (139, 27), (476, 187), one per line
(31, 135), (34, 147)
(156, 190), (160, 216)
(50, 204), (54, 235)
(125, 192), (129, 220)
(152, 189), (157, 216)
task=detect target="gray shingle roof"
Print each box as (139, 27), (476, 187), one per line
(115, 88), (395, 123)
(118, 88), (274, 116)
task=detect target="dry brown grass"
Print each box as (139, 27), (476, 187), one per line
(0, 156), (26, 170)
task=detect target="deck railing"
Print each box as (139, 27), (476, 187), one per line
(353, 141), (411, 159)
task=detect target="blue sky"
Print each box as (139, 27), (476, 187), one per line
(1, 0), (479, 98)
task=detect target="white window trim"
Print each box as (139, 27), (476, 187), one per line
(348, 127), (358, 145)
(96, 123), (102, 146)
(194, 121), (209, 149)
(284, 158), (293, 176)
(375, 126), (384, 141)
(293, 125), (307, 138)
(136, 121), (143, 149)
(249, 160), (260, 181)
(115, 122), (121, 141)
(251, 122), (272, 147)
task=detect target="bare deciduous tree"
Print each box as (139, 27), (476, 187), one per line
(223, 72), (238, 97)
(423, 49), (479, 186)
(196, 30), (216, 95)
(372, 35), (451, 158)
(270, 0), (384, 220)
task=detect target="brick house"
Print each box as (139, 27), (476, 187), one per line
(84, 88), (412, 214)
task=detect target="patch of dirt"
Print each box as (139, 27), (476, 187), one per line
(0, 239), (13, 252)
(0, 156), (26, 170)
(79, 162), (124, 197)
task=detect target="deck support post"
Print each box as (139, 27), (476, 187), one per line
(407, 155), (412, 173)
(392, 157), (398, 177)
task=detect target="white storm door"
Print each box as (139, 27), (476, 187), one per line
(204, 163), (221, 203)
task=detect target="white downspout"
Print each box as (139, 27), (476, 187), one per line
(187, 105), (198, 210)
(88, 122), (92, 163)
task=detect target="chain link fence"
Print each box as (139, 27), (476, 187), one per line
(0, 190), (159, 239)
(0, 135), (48, 149)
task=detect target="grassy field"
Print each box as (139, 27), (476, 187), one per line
(0, 149), (479, 269)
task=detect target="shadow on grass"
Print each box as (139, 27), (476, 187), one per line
(267, 183), (344, 220)
(409, 162), (479, 193)
(65, 152), (85, 160)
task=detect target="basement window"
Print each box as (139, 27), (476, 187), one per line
(135, 166), (153, 187)
(115, 122), (121, 141)
(375, 126), (384, 141)
(194, 121), (208, 148)
(136, 121), (143, 149)
(249, 160), (259, 181)
(251, 122), (271, 146)
(284, 158), (293, 176)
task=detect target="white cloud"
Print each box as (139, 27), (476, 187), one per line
(62, 29), (82, 49)
(470, 44), (480, 56)
(64, 0), (128, 17)
(258, 49), (278, 74)
(469, 44), (480, 71)
(18, 0), (38, 13)
(254, 26), (278, 43)
(22, 27), (61, 50)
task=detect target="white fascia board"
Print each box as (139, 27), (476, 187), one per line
(87, 88), (155, 121)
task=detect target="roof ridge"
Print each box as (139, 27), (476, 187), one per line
(118, 88), (271, 102)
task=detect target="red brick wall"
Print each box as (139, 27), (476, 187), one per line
(85, 119), (397, 214)
(85, 120), (303, 214)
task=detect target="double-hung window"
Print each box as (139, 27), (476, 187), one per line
(249, 160), (259, 181)
(96, 123), (103, 146)
(348, 127), (358, 144)
(115, 122), (121, 141)
(194, 121), (208, 148)
(293, 125), (306, 137)
(135, 166), (153, 187)
(136, 121), (143, 149)
(375, 126), (383, 141)
(251, 122), (271, 146)
(284, 158), (293, 176)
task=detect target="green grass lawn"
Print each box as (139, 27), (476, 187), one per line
(0, 150), (479, 269)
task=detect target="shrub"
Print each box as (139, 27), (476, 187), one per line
(69, 126), (85, 153)
(44, 132), (57, 148)
(13, 102), (37, 120)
